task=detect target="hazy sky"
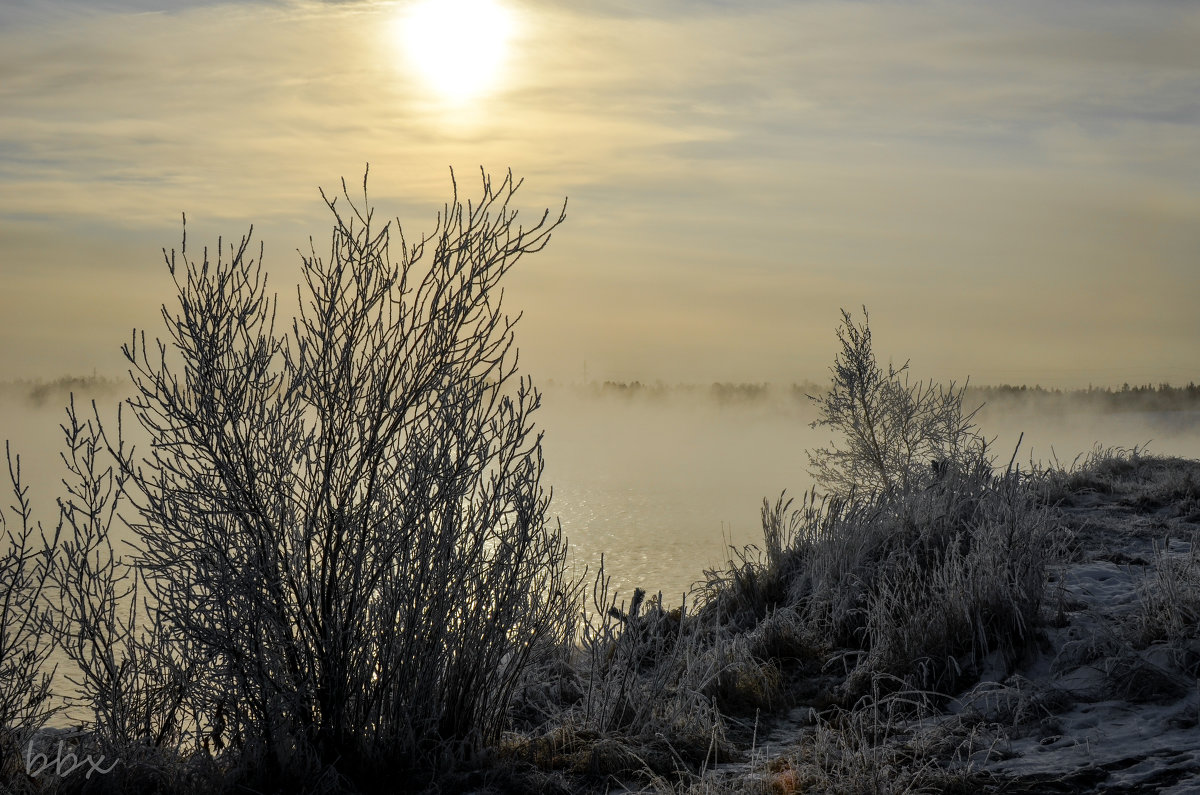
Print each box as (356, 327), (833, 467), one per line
(1, 0), (1197, 387)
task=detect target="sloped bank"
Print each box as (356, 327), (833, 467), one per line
(975, 451), (1200, 793)
(683, 450), (1200, 794)
(497, 450), (1200, 795)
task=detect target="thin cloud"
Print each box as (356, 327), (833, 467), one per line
(0, 0), (1197, 384)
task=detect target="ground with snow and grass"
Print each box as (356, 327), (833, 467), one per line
(488, 450), (1200, 795)
(976, 454), (1200, 793)
(691, 453), (1200, 794)
(11, 450), (1200, 794)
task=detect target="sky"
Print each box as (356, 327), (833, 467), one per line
(0, 0), (1197, 388)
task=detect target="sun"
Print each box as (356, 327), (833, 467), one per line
(399, 0), (517, 103)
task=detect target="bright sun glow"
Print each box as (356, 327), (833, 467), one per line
(400, 0), (516, 103)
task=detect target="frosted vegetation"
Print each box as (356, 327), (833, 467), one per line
(2, 173), (1199, 793)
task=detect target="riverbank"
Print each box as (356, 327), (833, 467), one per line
(495, 449), (1200, 794)
(6, 449), (1200, 794)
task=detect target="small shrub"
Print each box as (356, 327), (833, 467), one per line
(807, 307), (985, 501)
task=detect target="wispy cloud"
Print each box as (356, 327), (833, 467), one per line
(0, 0), (1197, 383)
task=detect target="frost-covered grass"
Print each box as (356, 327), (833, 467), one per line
(1038, 443), (1200, 515)
(486, 453), (1057, 793)
(494, 449), (1200, 794)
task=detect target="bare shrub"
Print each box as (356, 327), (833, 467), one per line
(808, 307), (984, 501)
(2, 400), (218, 794)
(42, 397), (211, 772)
(0, 445), (59, 788)
(82, 168), (577, 785)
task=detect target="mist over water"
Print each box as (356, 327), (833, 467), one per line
(7, 378), (1193, 729)
(538, 384), (1200, 606)
(539, 387), (820, 606)
(3, 381), (1200, 611)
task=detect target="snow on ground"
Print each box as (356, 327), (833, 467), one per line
(973, 478), (1200, 792)
(696, 457), (1200, 793)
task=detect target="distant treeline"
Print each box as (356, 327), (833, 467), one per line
(548, 379), (1200, 413)
(6, 375), (1200, 413)
(547, 379), (825, 406)
(0, 374), (124, 407)
(966, 382), (1200, 413)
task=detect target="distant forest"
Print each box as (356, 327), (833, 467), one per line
(967, 382), (1200, 413)
(3, 375), (1200, 413)
(0, 374), (124, 407)
(549, 378), (1200, 413)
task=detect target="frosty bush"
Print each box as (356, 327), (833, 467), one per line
(808, 307), (986, 500)
(93, 168), (576, 785)
(0, 446), (58, 786)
